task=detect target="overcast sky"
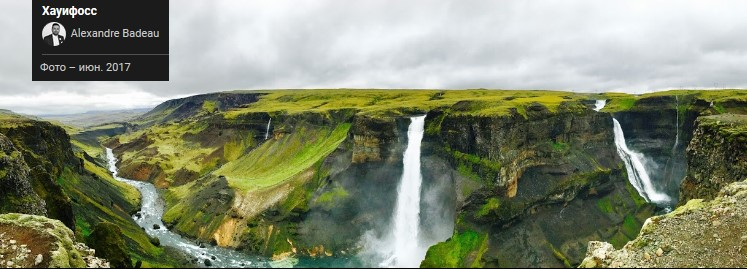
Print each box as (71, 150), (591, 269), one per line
(1, 0), (746, 115)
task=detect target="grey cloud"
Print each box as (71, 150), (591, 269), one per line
(1, 0), (747, 114)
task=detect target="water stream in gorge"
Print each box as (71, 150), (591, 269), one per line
(106, 148), (278, 268)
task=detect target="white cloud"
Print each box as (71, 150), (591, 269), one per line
(0, 88), (169, 115)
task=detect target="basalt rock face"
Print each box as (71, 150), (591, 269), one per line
(679, 114), (747, 204)
(612, 95), (702, 202)
(422, 103), (655, 267)
(350, 116), (400, 164)
(430, 105), (620, 215)
(0, 133), (47, 216)
(0, 119), (77, 230)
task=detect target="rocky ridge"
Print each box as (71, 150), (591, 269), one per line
(580, 179), (747, 268)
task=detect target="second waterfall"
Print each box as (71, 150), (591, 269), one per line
(612, 118), (673, 208)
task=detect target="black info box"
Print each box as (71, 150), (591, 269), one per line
(33, 0), (169, 81)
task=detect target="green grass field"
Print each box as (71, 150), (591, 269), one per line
(216, 122), (350, 191)
(223, 89), (595, 117)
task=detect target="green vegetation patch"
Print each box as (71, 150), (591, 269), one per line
(314, 186), (350, 211)
(58, 157), (183, 267)
(600, 89), (747, 113)
(699, 114), (747, 138)
(115, 119), (230, 184)
(421, 230), (489, 268)
(551, 141), (570, 152)
(621, 215), (641, 238)
(475, 198), (501, 218)
(87, 222), (132, 268)
(446, 146), (501, 185)
(596, 196), (614, 214)
(224, 89), (596, 118)
(602, 96), (636, 112)
(202, 100), (218, 113)
(548, 243), (572, 268)
(217, 123), (351, 191)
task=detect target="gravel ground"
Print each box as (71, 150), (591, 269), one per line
(581, 179), (747, 268)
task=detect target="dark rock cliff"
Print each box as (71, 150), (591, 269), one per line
(0, 120), (77, 229)
(0, 133), (47, 216)
(432, 103), (618, 199)
(679, 114), (747, 204)
(612, 95), (701, 202)
(422, 102), (656, 267)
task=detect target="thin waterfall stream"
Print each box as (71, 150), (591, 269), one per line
(265, 118), (272, 140)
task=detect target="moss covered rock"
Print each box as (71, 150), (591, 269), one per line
(420, 231), (488, 268)
(0, 133), (47, 216)
(679, 114), (747, 204)
(87, 222), (131, 268)
(0, 116), (77, 229)
(0, 213), (101, 268)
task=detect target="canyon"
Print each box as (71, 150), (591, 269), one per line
(0, 89), (745, 267)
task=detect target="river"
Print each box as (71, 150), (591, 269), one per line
(105, 148), (358, 268)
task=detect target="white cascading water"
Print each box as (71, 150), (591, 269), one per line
(593, 99), (607, 112)
(264, 118), (272, 140)
(380, 115), (427, 268)
(672, 96), (680, 151)
(612, 119), (672, 206)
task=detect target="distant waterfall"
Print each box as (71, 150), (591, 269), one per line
(612, 119), (672, 206)
(672, 96), (680, 152)
(593, 100), (607, 112)
(264, 118), (271, 140)
(381, 115), (427, 268)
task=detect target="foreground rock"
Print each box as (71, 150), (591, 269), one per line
(0, 213), (109, 268)
(580, 179), (747, 268)
(679, 114), (747, 203)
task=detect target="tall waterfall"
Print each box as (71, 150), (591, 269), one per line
(612, 119), (672, 206)
(593, 99), (607, 112)
(264, 118), (272, 140)
(381, 115), (427, 268)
